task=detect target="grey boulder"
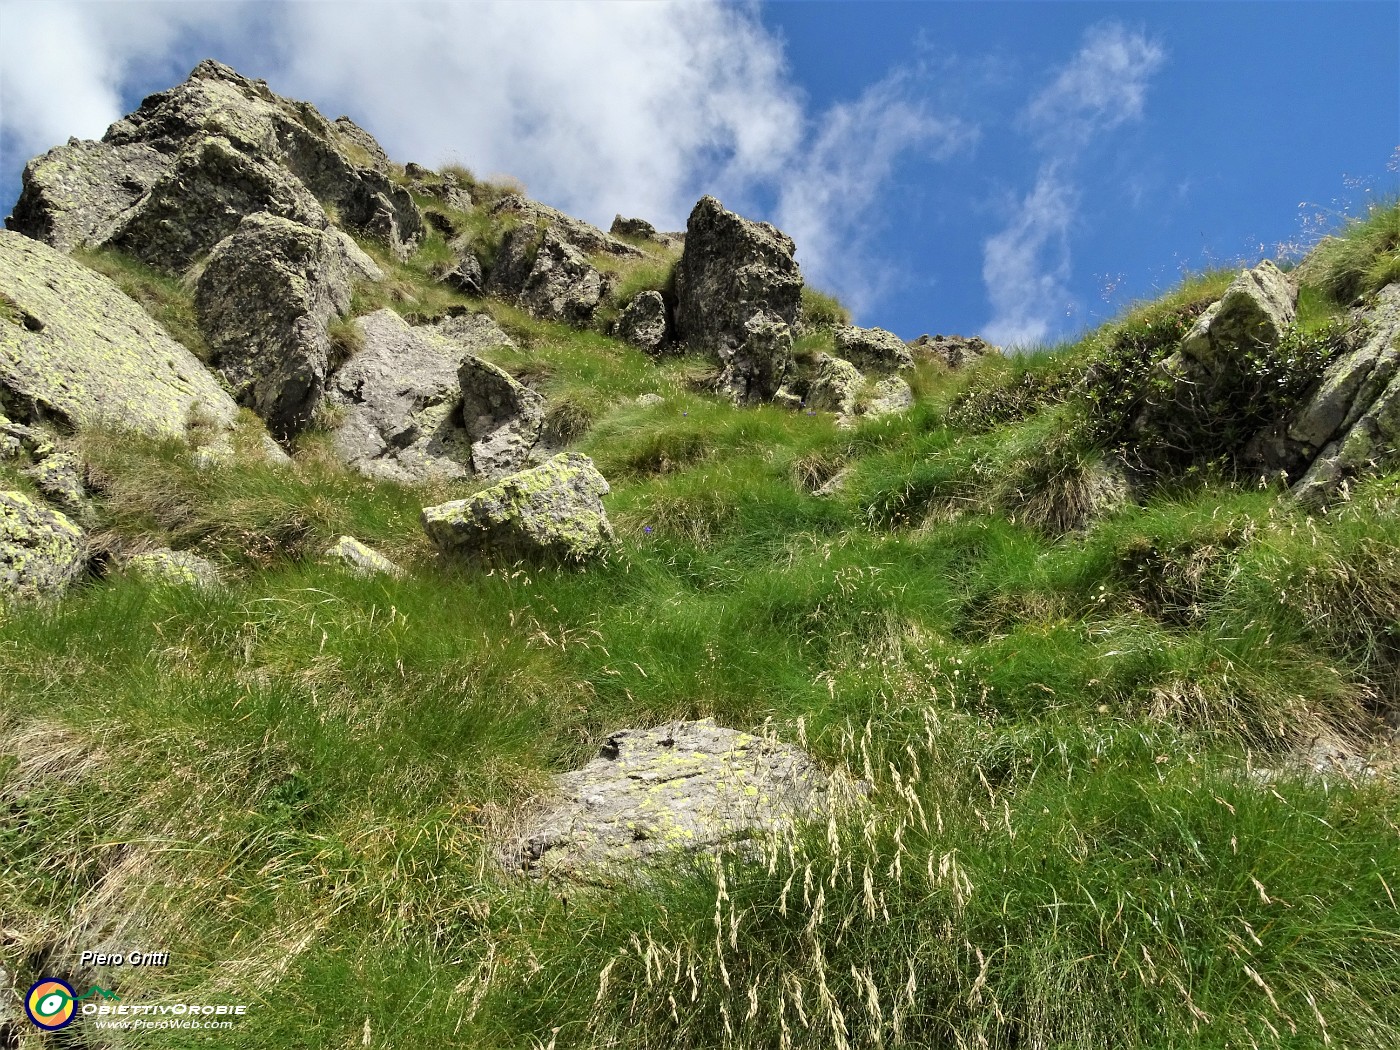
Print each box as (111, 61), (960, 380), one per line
(458, 355), (546, 479)
(421, 452), (613, 563)
(327, 309), (475, 484)
(864, 375), (915, 418)
(835, 324), (914, 373)
(514, 719), (832, 881)
(616, 290), (668, 351)
(716, 312), (794, 404)
(1178, 260), (1297, 370)
(490, 227), (603, 325)
(806, 354), (864, 415)
(196, 212), (356, 439)
(125, 548), (222, 589)
(909, 333), (999, 369)
(324, 535), (404, 578)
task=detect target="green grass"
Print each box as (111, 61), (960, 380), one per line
(1295, 197), (1400, 304)
(3, 215), (1399, 1049)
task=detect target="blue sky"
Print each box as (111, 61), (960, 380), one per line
(1, 1), (1396, 347)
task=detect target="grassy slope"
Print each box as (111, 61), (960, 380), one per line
(2, 202), (1398, 1050)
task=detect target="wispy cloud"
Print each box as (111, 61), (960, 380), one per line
(983, 23), (1165, 348)
(774, 71), (977, 317)
(1, 0), (971, 324)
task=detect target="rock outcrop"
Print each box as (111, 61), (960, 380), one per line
(1178, 260), (1296, 370)
(196, 213), (357, 439)
(421, 452), (613, 562)
(515, 719), (833, 880)
(616, 290), (668, 351)
(8, 59), (422, 261)
(459, 355), (546, 479)
(0, 231), (239, 442)
(910, 333), (999, 369)
(1278, 284), (1400, 503)
(492, 195), (642, 260)
(23, 451), (86, 513)
(490, 228), (603, 325)
(327, 309), (475, 483)
(0, 490), (85, 601)
(675, 196), (803, 402)
(834, 324), (914, 373)
(324, 535), (404, 578)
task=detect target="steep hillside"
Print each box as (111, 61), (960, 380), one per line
(2, 62), (1398, 1050)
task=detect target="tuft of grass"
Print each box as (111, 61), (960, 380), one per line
(801, 285), (852, 328)
(1294, 197), (1400, 304)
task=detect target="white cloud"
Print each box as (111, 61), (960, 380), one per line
(774, 71), (976, 316)
(0, 0), (972, 323)
(982, 164), (1076, 348)
(983, 23), (1164, 346)
(1024, 22), (1165, 156)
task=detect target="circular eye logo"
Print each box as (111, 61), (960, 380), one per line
(25, 978), (77, 1030)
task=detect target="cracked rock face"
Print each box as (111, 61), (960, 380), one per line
(674, 196), (804, 404)
(834, 325), (913, 373)
(328, 309), (476, 484)
(0, 230), (239, 442)
(196, 212), (356, 439)
(513, 719), (832, 881)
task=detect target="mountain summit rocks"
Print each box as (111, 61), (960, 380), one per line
(7, 59), (423, 262)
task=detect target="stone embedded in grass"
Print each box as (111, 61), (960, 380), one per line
(125, 548), (222, 590)
(513, 718), (834, 881)
(616, 290), (669, 351)
(0, 490), (85, 602)
(806, 353), (864, 415)
(421, 452), (614, 563)
(323, 535), (404, 578)
(908, 333), (999, 369)
(458, 354), (546, 480)
(864, 375), (915, 418)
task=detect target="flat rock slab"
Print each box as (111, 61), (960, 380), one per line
(516, 719), (832, 881)
(0, 231), (239, 439)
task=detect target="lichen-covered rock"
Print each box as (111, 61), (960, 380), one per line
(806, 354), (863, 415)
(835, 324), (914, 373)
(24, 452), (86, 512)
(0, 231), (239, 439)
(0, 490), (84, 601)
(490, 227), (603, 325)
(110, 135), (328, 273)
(634, 393), (665, 408)
(492, 195), (642, 260)
(5, 139), (173, 252)
(616, 290), (668, 351)
(327, 309), (474, 484)
(1288, 283), (1400, 504)
(125, 548), (221, 589)
(864, 375), (914, 418)
(421, 452), (613, 563)
(428, 311), (518, 357)
(324, 535), (404, 577)
(716, 312), (794, 404)
(514, 719), (832, 880)
(8, 59), (422, 260)
(1179, 260), (1297, 370)
(675, 196), (803, 362)
(196, 213), (355, 438)
(909, 333), (999, 369)
(458, 355), (546, 479)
